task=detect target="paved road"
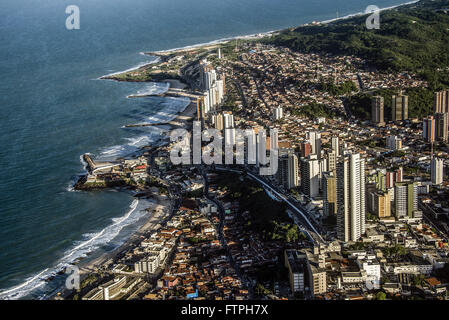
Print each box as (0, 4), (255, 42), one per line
(201, 168), (254, 298)
(214, 166), (324, 244)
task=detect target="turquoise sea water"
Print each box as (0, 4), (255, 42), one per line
(0, 0), (410, 299)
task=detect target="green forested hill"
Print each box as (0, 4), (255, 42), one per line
(267, 0), (449, 89)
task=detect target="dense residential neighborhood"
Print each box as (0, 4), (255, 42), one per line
(64, 28), (449, 301)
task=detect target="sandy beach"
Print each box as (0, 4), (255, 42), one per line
(77, 188), (172, 277)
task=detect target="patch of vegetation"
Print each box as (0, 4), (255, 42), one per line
(356, 138), (386, 148)
(266, 0), (449, 90)
(80, 274), (98, 290)
(288, 102), (341, 119)
(386, 150), (407, 158)
(345, 87), (434, 121)
(183, 188), (203, 198)
(382, 244), (408, 262)
(216, 173), (299, 241)
(108, 70), (181, 82)
(319, 78), (358, 96)
(146, 176), (167, 188)
(375, 291), (387, 300)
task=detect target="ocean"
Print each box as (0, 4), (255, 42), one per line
(0, 0), (411, 299)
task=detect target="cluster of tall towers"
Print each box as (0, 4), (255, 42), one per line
(371, 92), (408, 125)
(366, 167), (422, 221)
(423, 90), (449, 143)
(199, 59), (225, 116)
(276, 132), (367, 242)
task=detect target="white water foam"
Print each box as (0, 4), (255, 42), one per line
(98, 129), (163, 159)
(320, 0), (419, 24)
(99, 56), (161, 79)
(6, 0), (419, 300)
(147, 1), (418, 56)
(98, 96), (190, 159)
(0, 198), (150, 300)
(127, 82), (170, 98)
(66, 180), (76, 192)
(66, 154), (93, 192)
(143, 96), (190, 124)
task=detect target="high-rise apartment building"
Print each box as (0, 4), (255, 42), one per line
(277, 152), (289, 188)
(336, 153), (366, 242)
(423, 116), (436, 143)
(301, 142), (312, 158)
(327, 151), (337, 172)
(392, 94), (408, 121)
(306, 131), (321, 158)
(431, 157), (444, 185)
(374, 191), (391, 219)
(284, 250), (305, 294)
(386, 135), (402, 150)
(434, 90), (449, 114)
(396, 167), (403, 183)
(277, 150), (299, 190)
(323, 171), (337, 217)
(331, 136), (340, 157)
(386, 171), (395, 189)
(435, 112), (449, 142)
(223, 112), (234, 129)
(376, 169), (387, 192)
(394, 182), (418, 219)
(273, 106), (283, 121)
(300, 155), (321, 198)
(371, 96), (385, 125)
(213, 113), (224, 130)
(288, 154), (299, 190)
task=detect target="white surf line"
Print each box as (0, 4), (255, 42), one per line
(63, 199), (139, 259)
(0, 268), (49, 296)
(0, 199), (141, 299)
(99, 56), (161, 79)
(321, 0), (420, 24)
(151, 0), (419, 55)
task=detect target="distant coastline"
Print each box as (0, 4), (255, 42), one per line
(0, 0), (422, 301)
(65, 0), (423, 298)
(100, 0), (420, 84)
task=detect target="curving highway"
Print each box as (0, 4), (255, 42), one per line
(214, 166), (325, 243)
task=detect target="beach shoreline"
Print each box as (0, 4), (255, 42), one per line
(100, 0), (419, 84)
(54, 0), (423, 295)
(0, 0), (421, 300)
(76, 189), (171, 277)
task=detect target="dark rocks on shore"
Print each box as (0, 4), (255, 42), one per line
(73, 175), (138, 191)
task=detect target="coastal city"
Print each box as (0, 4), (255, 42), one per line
(63, 3), (449, 300)
(7, 0), (449, 317)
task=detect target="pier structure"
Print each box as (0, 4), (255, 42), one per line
(83, 154), (121, 175)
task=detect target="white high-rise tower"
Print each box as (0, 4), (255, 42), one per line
(431, 157), (444, 185)
(331, 136), (340, 158)
(337, 153), (366, 242)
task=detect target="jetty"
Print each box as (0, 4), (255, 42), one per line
(83, 154), (121, 174)
(127, 88), (203, 99)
